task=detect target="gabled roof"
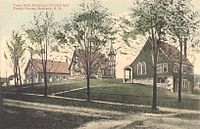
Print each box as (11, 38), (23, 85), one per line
(160, 42), (193, 66)
(69, 49), (110, 73)
(24, 59), (70, 74)
(128, 40), (193, 67)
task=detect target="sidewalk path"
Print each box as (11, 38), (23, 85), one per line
(3, 91), (200, 114)
(4, 99), (125, 119)
(53, 85), (105, 95)
(3, 96), (200, 129)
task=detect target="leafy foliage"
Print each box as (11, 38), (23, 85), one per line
(5, 31), (26, 64)
(55, 0), (117, 74)
(24, 12), (58, 57)
(168, 0), (199, 43)
(4, 31), (26, 85)
(24, 12), (58, 97)
(55, 0), (117, 101)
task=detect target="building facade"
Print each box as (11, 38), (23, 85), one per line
(24, 59), (70, 84)
(123, 39), (194, 92)
(69, 45), (116, 79)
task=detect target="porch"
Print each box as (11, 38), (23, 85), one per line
(123, 66), (133, 83)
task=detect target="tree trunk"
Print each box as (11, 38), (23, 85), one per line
(151, 27), (158, 112)
(44, 65), (48, 98)
(14, 65), (17, 86)
(16, 65), (19, 86)
(31, 55), (34, 87)
(18, 64), (22, 85)
(184, 38), (187, 59)
(0, 79), (3, 109)
(86, 53), (90, 101)
(86, 73), (90, 101)
(178, 39), (183, 103)
(152, 49), (158, 112)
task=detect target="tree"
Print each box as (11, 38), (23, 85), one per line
(24, 12), (58, 98)
(122, 0), (172, 112)
(27, 46), (35, 87)
(169, 0), (199, 103)
(4, 31), (26, 86)
(55, 0), (116, 101)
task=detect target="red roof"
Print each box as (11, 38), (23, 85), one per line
(160, 42), (193, 66)
(26, 59), (70, 74)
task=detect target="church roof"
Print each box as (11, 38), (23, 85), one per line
(128, 39), (193, 67)
(69, 49), (111, 73)
(24, 59), (70, 74)
(160, 42), (193, 66)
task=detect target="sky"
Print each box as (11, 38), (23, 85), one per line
(0, 0), (200, 78)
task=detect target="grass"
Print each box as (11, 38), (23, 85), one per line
(57, 81), (200, 110)
(192, 89), (200, 95)
(0, 106), (103, 129)
(2, 79), (122, 95)
(3, 81), (84, 95)
(3, 79), (200, 110)
(3, 92), (156, 113)
(2, 79), (199, 129)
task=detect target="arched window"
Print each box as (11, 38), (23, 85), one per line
(137, 62), (142, 75)
(142, 62), (146, 74)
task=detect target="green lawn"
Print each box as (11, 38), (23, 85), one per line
(3, 81), (84, 95)
(3, 79), (122, 95)
(3, 79), (200, 110)
(0, 106), (103, 129)
(56, 81), (200, 110)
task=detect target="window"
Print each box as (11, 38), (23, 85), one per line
(157, 63), (162, 73)
(157, 63), (168, 73)
(173, 63), (179, 72)
(163, 63), (168, 73)
(142, 62), (146, 74)
(182, 65), (187, 73)
(188, 67), (193, 74)
(182, 79), (188, 89)
(137, 62), (142, 75)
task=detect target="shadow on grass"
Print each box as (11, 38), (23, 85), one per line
(3, 93), (171, 114)
(0, 105), (106, 129)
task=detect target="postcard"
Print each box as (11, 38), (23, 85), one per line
(0, 0), (200, 129)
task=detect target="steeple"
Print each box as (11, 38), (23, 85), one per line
(108, 43), (116, 56)
(108, 43), (116, 78)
